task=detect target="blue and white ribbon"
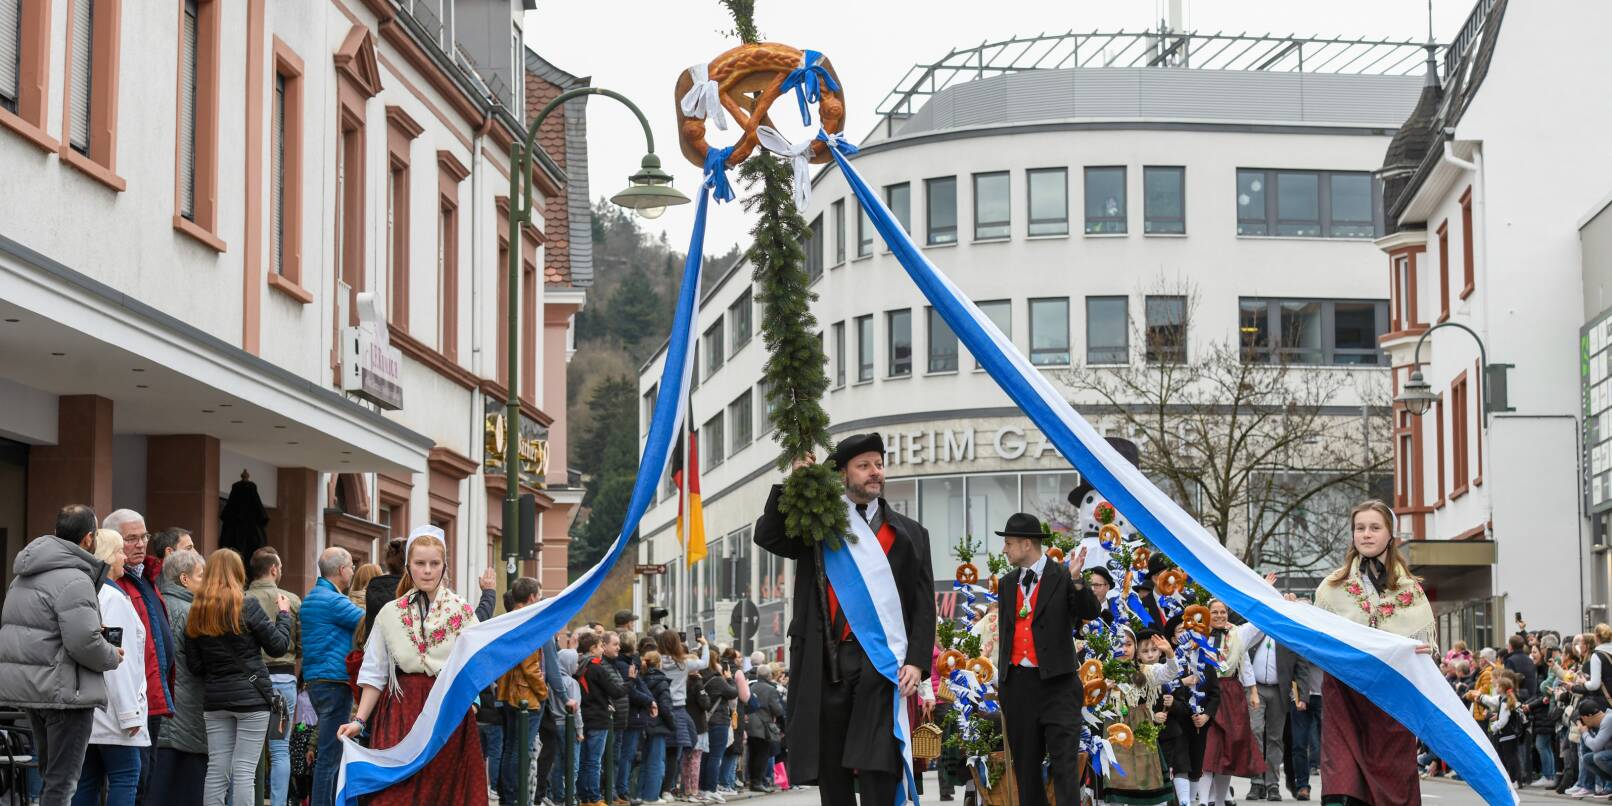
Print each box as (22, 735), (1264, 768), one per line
(334, 185), (715, 804)
(819, 502), (921, 806)
(779, 49), (839, 126)
(819, 140), (1517, 806)
(679, 62), (729, 131)
(703, 146), (735, 204)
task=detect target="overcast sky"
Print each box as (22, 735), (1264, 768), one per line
(523, 0), (1473, 259)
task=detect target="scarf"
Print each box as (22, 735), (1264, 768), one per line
(1361, 555), (1390, 593)
(374, 584), (477, 687)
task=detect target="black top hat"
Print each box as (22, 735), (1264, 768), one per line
(995, 513), (1045, 539)
(830, 433), (885, 469)
(1067, 437), (1143, 507)
(1085, 565), (1115, 588)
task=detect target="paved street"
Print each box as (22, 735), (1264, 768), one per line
(730, 773), (1571, 804)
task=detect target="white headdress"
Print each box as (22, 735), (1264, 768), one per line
(404, 524), (445, 563)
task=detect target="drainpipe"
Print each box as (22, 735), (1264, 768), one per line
(468, 115), (488, 594)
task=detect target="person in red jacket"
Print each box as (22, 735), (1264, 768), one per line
(102, 509), (174, 802)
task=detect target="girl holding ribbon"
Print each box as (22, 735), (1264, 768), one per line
(337, 526), (487, 805)
(1313, 500), (1436, 805)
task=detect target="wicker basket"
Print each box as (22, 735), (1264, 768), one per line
(968, 751), (1059, 806)
(911, 722), (943, 760)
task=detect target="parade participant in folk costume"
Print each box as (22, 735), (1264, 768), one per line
(1313, 500), (1437, 805)
(1160, 614), (1220, 805)
(1202, 598), (1267, 804)
(1104, 627), (1185, 806)
(993, 512), (1101, 806)
(337, 526), (487, 805)
(753, 433), (936, 806)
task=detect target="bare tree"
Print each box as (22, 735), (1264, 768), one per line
(1060, 281), (1393, 578)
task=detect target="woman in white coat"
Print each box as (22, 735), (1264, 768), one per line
(71, 528), (149, 806)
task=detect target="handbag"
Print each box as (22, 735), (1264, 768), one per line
(222, 632), (292, 740)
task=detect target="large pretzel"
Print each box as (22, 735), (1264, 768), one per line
(675, 42), (846, 170)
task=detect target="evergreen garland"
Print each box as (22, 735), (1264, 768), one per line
(718, 0), (760, 44)
(739, 153), (850, 549)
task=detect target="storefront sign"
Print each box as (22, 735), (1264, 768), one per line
(483, 398), (549, 488)
(341, 293), (403, 410)
(881, 424), (1058, 467)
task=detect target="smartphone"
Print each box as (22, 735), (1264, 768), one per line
(1515, 612), (1525, 625)
(694, 626), (705, 641)
(101, 626), (123, 647)
(678, 631), (688, 644)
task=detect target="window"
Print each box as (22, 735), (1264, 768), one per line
(1390, 251), (1422, 331)
(268, 42), (305, 291)
(177, 0), (222, 234)
(856, 201), (873, 257)
(0, 1), (17, 114)
(1143, 166), (1185, 234)
(1027, 168), (1068, 236)
(856, 315), (874, 382)
(885, 182), (911, 240)
(1238, 298), (1389, 365)
(702, 414), (725, 471)
(1432, 399), (1446, 504)
(62, 0), (122, 179)
(1451, 373), (1470, 497)
(728, 390), (753, 456)
(703, 320), (724, 377)
(926, 176), (957, 245)
(641, 384), (657, 435)
(437, 202), (457, 357)
(1084, 166), (1126, 234)
(975, 299), (1011, 370)
(1437, 221), (1450, 321)
(728, 289), (752, 354)
(832, 321), (846, 388)
(336, 121), (364, 326)
(887, 309), (912, 377)
(927, 307), (958, 373)
(1028, 298), (1070, 366)
(67, 0), (93, 154)
(1086, 296), (1128, 364)
(1460, 187), (1474, 298)
(1145, 296), (1186, 363)
(832, 199), (846, 265)
(973, 171), (1010, 240)
(1236, 169), (1378, 238)
(387, 162), (408, 324)
(805, 214), (824, 281)
(756, 380), (774, 436)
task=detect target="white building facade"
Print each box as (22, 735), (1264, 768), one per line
(0, 0), (589, 599)
(635, 32), (1430, 659)
(1379, 0), (1612, 648)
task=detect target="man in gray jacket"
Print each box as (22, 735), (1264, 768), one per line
(0, 504), (124, 805)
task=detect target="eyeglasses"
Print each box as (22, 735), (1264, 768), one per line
(124, 534), (150, 545)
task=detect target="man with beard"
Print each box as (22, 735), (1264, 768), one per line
(754, 433), (935, 806)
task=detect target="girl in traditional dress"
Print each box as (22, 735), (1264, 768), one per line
(337, 527), (486, 805)
(1201, 599), (1265, 804)
(1313, 499), (1436, 805)
(1159, 615), (1218, 806)
(1102, 628), (1181, 806)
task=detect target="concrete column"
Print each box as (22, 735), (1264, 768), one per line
(274, 467), (320, 596)
(26, 395), (113, 538)
(146, 435), (220, 551)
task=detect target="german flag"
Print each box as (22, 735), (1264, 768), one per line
(675, 427), (708, 567)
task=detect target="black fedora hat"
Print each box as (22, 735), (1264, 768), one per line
(1067, 437), (1142, 507)
(830, 433), (885, 469)
(995, 512), (1045, 539)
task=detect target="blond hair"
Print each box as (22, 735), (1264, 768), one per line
(91, 528), (123, 564)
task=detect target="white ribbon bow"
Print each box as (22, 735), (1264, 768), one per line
(679, 63), (728, 131)
(756, 126), (814, 211)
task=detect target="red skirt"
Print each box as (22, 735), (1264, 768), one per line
(366, 671), (488, 806)
(1320, 674), (1420, 805)
(1202, 677), (1267, 777)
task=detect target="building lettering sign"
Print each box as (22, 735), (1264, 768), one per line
(880, 425), (1060, 467)
(1584, 312), (1612, 513)
(342, 292), (403, 410)
(483, 397), (549, 489)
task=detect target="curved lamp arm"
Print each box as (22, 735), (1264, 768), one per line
(1408, 320), (1491, 427)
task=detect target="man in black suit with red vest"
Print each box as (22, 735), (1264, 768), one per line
(754, 433), (935, 805)
(996, 512), (1103, 806)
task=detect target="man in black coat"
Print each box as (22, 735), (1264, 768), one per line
(754, 433), (935, 806)
(995, 512), (1102, 806)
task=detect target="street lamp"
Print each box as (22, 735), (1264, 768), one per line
(1392, 320), (1513, 425)
(502, 88), (690, 588)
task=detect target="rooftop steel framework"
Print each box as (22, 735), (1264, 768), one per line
(876, 30), (1447, 126)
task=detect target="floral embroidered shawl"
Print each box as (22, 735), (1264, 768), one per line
(374, 584), (478, 679)
(1314, 556), (1434, 643)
